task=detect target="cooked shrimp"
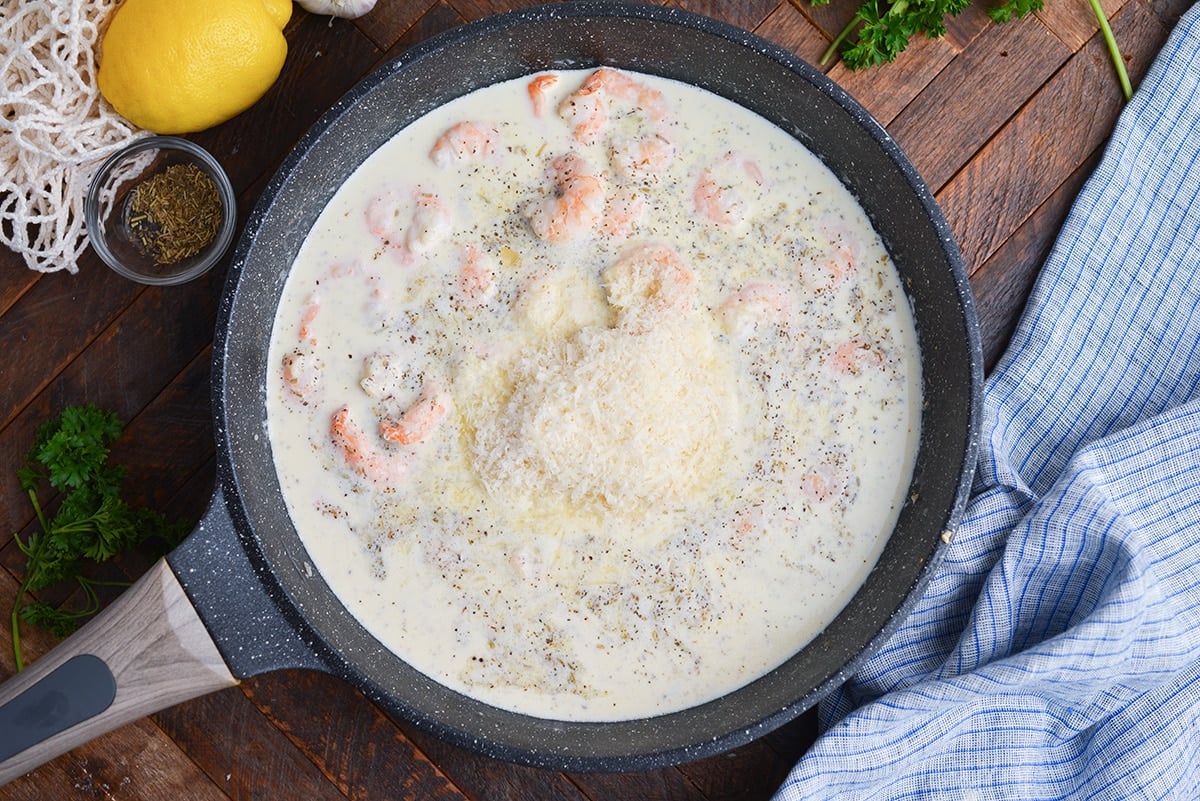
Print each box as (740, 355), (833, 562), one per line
(458, 244), (496, 304)
(694, 153), (765, 226)
(601, 243), (696, 323)
(298, 292), (320, 345)
(294, 262), (388, 352)
(281, 348), (323, 400)
(800, 453), (858, 505)
(430, 121), (500, 167)
(718, 281), (793, 337)
(359, 352), (410, 402)
(406, 191), (452, 254)
(828, 338), (884, 375)
(379, 384), (450, 445)
(729, 507), (762, 546)
(808, 218), (862, 289)
(800, 464), (847, 503)
(524, 153), (607, 243)
(329, 406), (408, 488)
(822, 241), (859, 288)
(326, 261), (356, 279)
(365, 190), (404, 244)
(610, 133), (675, 181)
(512, 267), (612, 339)
(558, 67), (670, 146)
(600, 185), (647, 239)
(527, 73), (559, 117)
(365, 189), (452, 257)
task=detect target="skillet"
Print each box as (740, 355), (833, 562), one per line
(0, 1), (982, 779)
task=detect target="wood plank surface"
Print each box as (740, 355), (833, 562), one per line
(0, 0), (1193, 798)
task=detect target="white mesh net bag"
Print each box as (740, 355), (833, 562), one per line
(1, 0), (147, 274)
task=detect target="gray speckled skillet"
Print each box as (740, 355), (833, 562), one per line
(0, 1), (982, 779)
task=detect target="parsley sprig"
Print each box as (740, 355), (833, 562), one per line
(812, 0), (1043, 69)
(1087, 0), (1132, 100)
(807, 0), (1131, 101)
(10, 405), (187, 671)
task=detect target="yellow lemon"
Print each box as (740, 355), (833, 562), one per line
(98, 0), (292, 134)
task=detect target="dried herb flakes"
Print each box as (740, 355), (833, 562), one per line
(127, 163), (222, 265)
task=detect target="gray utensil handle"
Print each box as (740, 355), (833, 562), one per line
(0, 559), (237, 786)
(0, 654), (116, 762)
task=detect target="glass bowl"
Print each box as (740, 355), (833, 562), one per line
(85, 136), (237, 285)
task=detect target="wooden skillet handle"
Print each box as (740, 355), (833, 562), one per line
(0, 558), (237, 785)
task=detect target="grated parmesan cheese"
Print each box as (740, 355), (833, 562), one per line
(466, 312), (753, 526)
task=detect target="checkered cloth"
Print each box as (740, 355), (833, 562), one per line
(772, 7), (1200, 800)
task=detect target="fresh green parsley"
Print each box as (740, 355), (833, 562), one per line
(811, 0), (1043, 69)
(1088, 0), (1132, 100)
(10, 405), (187, 671)
(986, 0), (1044, 24)
(807, 0), (1131, 102)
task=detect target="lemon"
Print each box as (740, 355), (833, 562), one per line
(98, 0), (292, 134)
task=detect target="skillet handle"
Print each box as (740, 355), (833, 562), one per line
(0, 559), (237, 785)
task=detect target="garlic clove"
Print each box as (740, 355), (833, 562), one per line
(296, 0), (377, 20)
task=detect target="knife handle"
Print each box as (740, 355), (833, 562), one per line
(0, 558), (238, 785)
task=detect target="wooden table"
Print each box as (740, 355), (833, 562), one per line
(0, 0), (1191, 798)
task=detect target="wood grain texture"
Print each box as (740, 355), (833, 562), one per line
(889, 16), (1072, 192)
(972, 151), (1102, 371)
(939, 0), (1170, 275)
(0, 255), (141, 427)
(1, 0), (1195, 798)
(239, 670), (468, 801)
(0, 716), (232, 801)
(1039, 0), (1128, 51)
(0, 561), (236, 784)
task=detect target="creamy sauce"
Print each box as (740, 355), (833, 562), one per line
(266, 69), (921, 721)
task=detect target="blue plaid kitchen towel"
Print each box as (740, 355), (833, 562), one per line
(772, 6), (1200, 800)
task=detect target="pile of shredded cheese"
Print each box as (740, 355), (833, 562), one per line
(1, 0), (147, 273)
(468, 314), (752, 525)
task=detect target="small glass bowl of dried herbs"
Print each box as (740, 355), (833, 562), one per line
(85, 136), (236, 285)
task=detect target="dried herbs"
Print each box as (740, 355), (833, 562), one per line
(127, 162), (222, 265)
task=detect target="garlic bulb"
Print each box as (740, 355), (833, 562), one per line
(297, 0), (377, 19)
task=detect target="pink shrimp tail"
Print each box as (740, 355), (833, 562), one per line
(528, 74), (559, 116)
(379, 387), (448, 445)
